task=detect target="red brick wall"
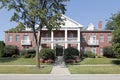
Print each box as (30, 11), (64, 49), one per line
(81, 31), (112, 55)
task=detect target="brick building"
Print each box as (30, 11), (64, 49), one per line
(5, 15), (112, 56)
(5, 15), (83, 56)
(81, 21), (112, 55)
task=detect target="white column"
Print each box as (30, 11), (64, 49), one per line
(65, 29), (68, 48)
(51, 31), (54, 49)
(77, 28), (80, 51)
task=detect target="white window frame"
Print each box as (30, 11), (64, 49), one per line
(8, 35), (12, 42)
(100, 34), (104, 42)
(16, 35), (20, 41)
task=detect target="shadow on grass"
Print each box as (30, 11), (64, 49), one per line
(0, 57), (17, 63)
(112, 59), (120, 65)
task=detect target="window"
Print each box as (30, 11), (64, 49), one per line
(16, 35), (19, 41)
(8, 35), (12, 42)
(23, 35), (29, 40)
(57, 32), (62, 37)
(90, 47), (96, 54)
(108, 35), (112, 42)
(82, 47), (86, 53)
(82, 35), (86, 42)
(45, 33), (49, 37)
(100, 34), (104, 42)
(69, 33), (74, 37)
(100, 48), (103, 55)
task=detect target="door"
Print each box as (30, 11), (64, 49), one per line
(56, 45), (63, 56)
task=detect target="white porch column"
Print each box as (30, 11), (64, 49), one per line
(77, 28), (80, 51)
(51, 31), (54, 49)
(65, 29), (68, 48)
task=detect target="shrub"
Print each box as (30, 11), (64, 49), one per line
(40, 48), (55, 60)
(20, 49), (36, 58)
(3, 45), (19, 57)
(83, 51), (96, 58)
(0, 41), (5, 57)
(103, 46), (115, 58)
(64, 47), (80, 60)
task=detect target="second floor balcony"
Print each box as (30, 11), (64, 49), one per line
(88, 40), (99, 45)
(41, 37), (78, 43)
(21, 40), (31, 45)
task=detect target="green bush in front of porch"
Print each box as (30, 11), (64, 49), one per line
(64, 47), (80, 63)
(40, 48), (55, 63)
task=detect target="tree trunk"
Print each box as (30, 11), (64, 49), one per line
(36, 45), (40, 68)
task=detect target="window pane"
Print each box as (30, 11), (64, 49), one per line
(16, 35), (19, 41)
(100, 35), (104, 42)
(8, 35), (12, 42)
(23, 35), (29, 40)
(108, 35), (112, 42)
(100, 48), (103, 55)
(82, 35), (86, 42)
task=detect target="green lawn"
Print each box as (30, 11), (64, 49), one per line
(0, 66), (52, 74)
(0, 58), (51, 65)
(68, 65), (120, 74)
(70, 58), (120, 65)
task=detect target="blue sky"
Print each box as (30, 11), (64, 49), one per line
(0, 0), (120, 40)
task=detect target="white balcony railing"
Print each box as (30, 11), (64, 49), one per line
(21, 40), (31, 45)
(54, 37), (65, 42)
(67, 37), (77, 41)
(41, 38), (51, 42)
(88, 40), (99, 45)
(41, 37), (78, 43)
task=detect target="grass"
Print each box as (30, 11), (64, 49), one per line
(80, 58), (120, 65)
(69, 58), (120, 65)
(0, 65), (52, 74)
(0, 57), (52, 65)
(68, 65), (120, 74)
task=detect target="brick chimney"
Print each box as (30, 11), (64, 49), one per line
(98, 21), (102, 30)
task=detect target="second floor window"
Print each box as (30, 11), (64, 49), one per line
(57, 32), (62, 37)
(45, 33), (49, 37)
(108, 35), (112, 42)
(82, 35), (86, 42)
(69, 33), (74, 37)
(23, 35), (29, 40)
(16, 35), (19, 41)
(100, 34), (104, 42)
(8, 35), (12, 42)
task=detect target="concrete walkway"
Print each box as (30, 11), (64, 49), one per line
(50, 56), (70, 75)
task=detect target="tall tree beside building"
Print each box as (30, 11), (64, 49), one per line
(0, 0), (69, 68)
(106, 12), (120, 30)
(106, 12), (120, 58)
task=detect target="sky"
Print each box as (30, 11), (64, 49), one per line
(0, 0), (120, 41)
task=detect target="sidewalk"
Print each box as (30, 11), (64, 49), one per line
(50, 57), (70, 75)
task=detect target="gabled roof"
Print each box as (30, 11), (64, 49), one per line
(61, 15), (83, 28)
(86, 23), (95, 30)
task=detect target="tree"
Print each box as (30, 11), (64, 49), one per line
(0, 41), (5, 57)
(106, 12), (120, 30)
(103, 46), (115, 58)
(106, 12), (120, 58)
(0, 0), (69, 68)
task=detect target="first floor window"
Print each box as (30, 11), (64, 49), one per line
(82, 47), (86, 53)
(100, 48), (103, 55)
(8, 35), (12, 42)
(90, 47), (96, 54)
